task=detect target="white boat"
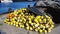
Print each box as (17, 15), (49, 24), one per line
(1, 0), (13, 3)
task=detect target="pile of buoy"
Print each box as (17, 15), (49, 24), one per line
(4, 8), (54, 33)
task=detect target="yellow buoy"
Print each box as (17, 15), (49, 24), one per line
(13, 23), (16, 26)
(15, 22), (18, 25)
(48, 29), (51, 33)
(43, 18), (46, 23)
(4, 19), (7, 23)
(29, 27), (33, 31)
(34, 19), (38, 23)
(39, 19), (42, 23)
(36, 16), (40, 19)
(15, 25), (18, 27)
(21, 25), (24, 28)
(39, 29), (43, 33)
(26, 26), (29, 30)
(7, 22), (10, 25)
(35, 28), (38, 32)
(44, 30), (47, 33)
(26, 23), (29, 26)
(41, 16), (44, 19)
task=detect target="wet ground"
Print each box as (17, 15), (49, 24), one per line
(0, 14), (60, 34)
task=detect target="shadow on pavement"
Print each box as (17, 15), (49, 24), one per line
(0, 30), (6, 34)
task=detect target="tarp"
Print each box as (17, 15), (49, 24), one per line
(0, 2), (35, 14)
